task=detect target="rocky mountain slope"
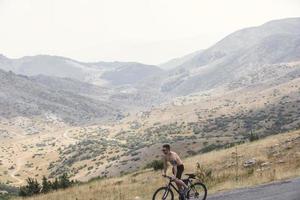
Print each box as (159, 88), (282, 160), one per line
(158, 18), (300, 95)
(0, 69), (121, 124)
(159, 50), (203, 70)
(31, 75), (113, 101)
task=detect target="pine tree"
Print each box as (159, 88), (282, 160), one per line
(41, 176), (51, 193)
(19, 178), (41, 196)
(52, 177), (59, 190)
(59, 173), (71, 189)
(27, 178), (41, 195)
(249, 130), (259, 142)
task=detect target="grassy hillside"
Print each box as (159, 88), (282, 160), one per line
(14, 129), (300, 200)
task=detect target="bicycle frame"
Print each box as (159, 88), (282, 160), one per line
(165, 178), (193, 194)
(166, 180), (181, 194)
(158, 175), (207, 200)
(167, 179), (199, 195)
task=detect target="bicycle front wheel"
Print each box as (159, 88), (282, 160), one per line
(187, 182), (207, 200)
(152, 186), (174, 200)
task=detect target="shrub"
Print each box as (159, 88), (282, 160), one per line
(41, 176), (52, 193)
(19, 178), (41, 197)
(51, 178), (60, 190)
(249, 131), (259, 142)
(145, 160), (164, 171)
(200, 143), (223, 153)
(58, 173), (72, 189)
(195, 163), (213, 183)
(18, 174), (73, 197)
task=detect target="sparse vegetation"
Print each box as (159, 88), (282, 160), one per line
(18, 173), (73, 197)
(19, 178), (41, 197)
(11, 130), (300, 200)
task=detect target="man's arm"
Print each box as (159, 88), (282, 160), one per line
(163, 157), (168, 175)
(172, 165), (177, 179)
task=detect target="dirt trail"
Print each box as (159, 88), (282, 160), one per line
(10, 144), (25, 185)
(62, 129), (78, 143)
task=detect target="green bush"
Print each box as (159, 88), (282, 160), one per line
(19, 178), (41, 197)
(19, 173), (73, 197)
(249, 131), (259, 142)
(58, 173), (72, 189)
(41, 176), (51, 193)
(51, 178), (60, 190)
(145, 160), (164, 171)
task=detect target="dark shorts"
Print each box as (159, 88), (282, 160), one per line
(172, 164), (184, 179)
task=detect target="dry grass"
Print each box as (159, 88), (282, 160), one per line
(15, 129), (300, 200)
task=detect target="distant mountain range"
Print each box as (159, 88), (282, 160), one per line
(0, 17), (299, 124)
(0, 54), (163, 87)
(157, 18), (300, 95)
(0, 55), (165, 123)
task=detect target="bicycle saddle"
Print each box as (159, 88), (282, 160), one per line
(185, 173), (196, 179)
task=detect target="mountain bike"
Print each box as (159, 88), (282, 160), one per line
(152, 174), (207, 200)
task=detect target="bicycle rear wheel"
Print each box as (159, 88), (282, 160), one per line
(187, 182), (207, 200)
(152, 187), (174, 200)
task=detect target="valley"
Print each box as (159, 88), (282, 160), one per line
(0, 61), (299, 185)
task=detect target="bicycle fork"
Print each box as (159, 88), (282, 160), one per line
(163, 185), (171, 199)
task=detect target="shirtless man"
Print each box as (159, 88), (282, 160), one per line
(162, 144), (189, 196)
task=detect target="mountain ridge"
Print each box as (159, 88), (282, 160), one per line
(0, 54), (163, 87)
(156, 17), (300, 95)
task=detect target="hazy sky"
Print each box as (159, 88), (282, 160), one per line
(0, 0), (299, 64)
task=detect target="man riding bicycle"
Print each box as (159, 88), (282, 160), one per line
(162, 144), (189, 196)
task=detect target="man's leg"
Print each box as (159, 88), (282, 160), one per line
(174, 165), (188, 190)
(175, 178), (188, 190)
(176, 165), (190, 199)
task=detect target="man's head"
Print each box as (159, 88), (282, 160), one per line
(162, 144), (171, 155)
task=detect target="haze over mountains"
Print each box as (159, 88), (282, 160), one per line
(157, 18), (300, 95)
(0, 57), (165, 123)
(0, 18), (299, 185)
(1, 18), (299, 89)
(0, 54), (163, 87)
(0, 18), (300, 124)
